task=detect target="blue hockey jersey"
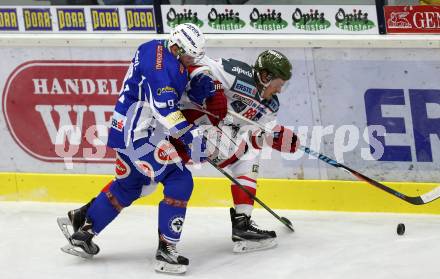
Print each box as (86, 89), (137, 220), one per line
(108, 40), (192, 149)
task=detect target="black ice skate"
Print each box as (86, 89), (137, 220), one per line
(230, 207), (277, 253)
(67, 198), (95, 233)
(155, 233), (189, 274)
(57, 199), (99, 259)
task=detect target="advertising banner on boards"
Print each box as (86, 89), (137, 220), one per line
(0, 5), (379, 34)
(0, 6), (156, 33)
(384, 5), (440, 34)
(0, 47), (439, 182)
(2, 60), (128, 163)
(161, 5), (379, 34)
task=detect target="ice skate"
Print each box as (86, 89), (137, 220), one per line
(230, 208), (277, 253)
(57, 199), (99, 259)
(155, 234), (189, 274)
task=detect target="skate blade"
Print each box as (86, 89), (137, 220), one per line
(154, 260), (187, 274)
(58, 217), (95, 259)
(57, 217), (73, 245)
(232, 238), (277, 253)
(61, 244), (94, 259)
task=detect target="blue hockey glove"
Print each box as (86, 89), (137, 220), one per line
(187, 73), (216, 105)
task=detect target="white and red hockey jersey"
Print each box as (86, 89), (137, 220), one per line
(182, 55), (279, 128)
(179, 55), (282, 167)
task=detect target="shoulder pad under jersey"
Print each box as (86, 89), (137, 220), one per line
(221, 58), (258, 99)
(221, 58), (255, 81)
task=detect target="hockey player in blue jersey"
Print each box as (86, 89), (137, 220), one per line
(57, 23), (226, 274)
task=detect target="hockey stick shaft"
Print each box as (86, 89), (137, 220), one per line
(225, 110), (440, 206)
(299, 146), (440, 205)
(206, 157), (294, 232)
(189, 103), (293, 229)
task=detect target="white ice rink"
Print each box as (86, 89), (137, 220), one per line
(1, 202), (439, 279)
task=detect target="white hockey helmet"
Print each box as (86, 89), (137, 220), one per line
(168, 23), (206, 63)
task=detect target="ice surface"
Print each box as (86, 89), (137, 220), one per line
(0, 202), (439, 279)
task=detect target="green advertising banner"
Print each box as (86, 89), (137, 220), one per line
(161, 5), (378, 34)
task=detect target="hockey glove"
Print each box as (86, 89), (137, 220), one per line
(187, 73), (216, 106)
(169, 137), (190, 163)
(250, 125), (299, 153)
(205, 90), (227, 126)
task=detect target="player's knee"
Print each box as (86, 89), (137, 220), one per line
(169, 179), (194, 201)
(163, 168), (194, 201)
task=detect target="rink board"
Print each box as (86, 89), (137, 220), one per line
(0, 37), (439, 215)
(0, 46), (439, 183)
(0, 172), (439, 214)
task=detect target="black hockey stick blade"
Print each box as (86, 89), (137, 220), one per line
(300, 146), (440, 205)
(206, 158), (294, 232)
(280, 217), (294, 231)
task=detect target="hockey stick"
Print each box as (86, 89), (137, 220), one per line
(226, 110), (440, 206)
(206, 157), (294, 232)
(189, 103), (294, 230)
(298, 147), (440, 205)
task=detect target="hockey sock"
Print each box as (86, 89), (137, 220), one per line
(87, 191), (120, 234)
(231, 179), (256, 216)
(158, 198), (187, 243)
(157, 166), (193, 243)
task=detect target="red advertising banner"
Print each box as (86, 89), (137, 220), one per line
(2, 60), (129, 163)
(384, 5), (440, 33)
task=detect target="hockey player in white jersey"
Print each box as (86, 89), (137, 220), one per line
(177, 50), (299, 253)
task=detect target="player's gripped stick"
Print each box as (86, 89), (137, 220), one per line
(225, 109), (440, 206)
(191, 101), (440, 206)
(189, 103), (295, 231)
(205, 157), (295, 232)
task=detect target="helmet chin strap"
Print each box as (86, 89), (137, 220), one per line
(256, 71), (271, 92)
(176, 49), (186, 61)
(168, 43), (185, 60)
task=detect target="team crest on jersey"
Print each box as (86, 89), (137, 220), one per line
(135, 160), (154, 178)
(155, 44), (163, 70)
(154, 140), (181, 164)
(111, 111), (126, 132)
(169, 215), (185, 234)
(115, 154), (131, 179)
(233, 79), (257, 98)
